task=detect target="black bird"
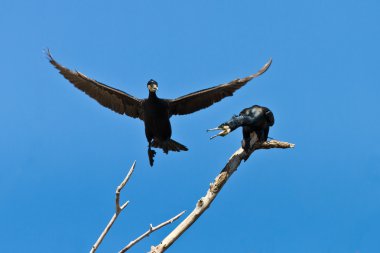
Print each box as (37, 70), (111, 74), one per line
(208, 105), (274, 152)
(47, 50), (272, 166)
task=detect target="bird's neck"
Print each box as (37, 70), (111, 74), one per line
(149, 91), (158, 100)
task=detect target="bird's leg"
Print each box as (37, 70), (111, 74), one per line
(242, 129), (260, 161)
(262, 127), (270, 142)
(241, 137), (251, 161)
(259, 129), (268, 142)
(242, 128), (252, 152)
(147, 141), (156, 167)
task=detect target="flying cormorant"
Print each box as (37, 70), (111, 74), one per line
(208, 105), (274, 152)
(47, 51), (272, 166)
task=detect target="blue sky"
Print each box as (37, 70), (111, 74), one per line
(1, 0), (379, 252)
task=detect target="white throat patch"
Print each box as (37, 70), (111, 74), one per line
(148, 85), (158, 92)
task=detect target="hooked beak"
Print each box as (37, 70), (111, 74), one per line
(207, 126), (231, 140)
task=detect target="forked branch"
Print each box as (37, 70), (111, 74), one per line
(119, 211), (186, 253)
(149, 139), (295, 253)
(90, 161), (136, 253)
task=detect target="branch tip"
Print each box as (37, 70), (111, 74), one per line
(90, 161), (137, 253)
(121, 201), (130, 210)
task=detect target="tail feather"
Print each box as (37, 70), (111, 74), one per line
(151, 139), (188, 154)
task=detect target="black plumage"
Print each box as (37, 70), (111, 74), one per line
(208, 105), (275, 152)
(47, 50), (271, 166)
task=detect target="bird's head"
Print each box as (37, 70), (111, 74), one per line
(147, 79), (158, 92)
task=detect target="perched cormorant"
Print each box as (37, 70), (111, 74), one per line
(47, 50), (272, 166)
(208, 105), (275, 151)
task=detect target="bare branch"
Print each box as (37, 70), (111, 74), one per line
(90, 161), (137, 253)
(116, 161), (136, 213)
(149, 139), (294, 253)
(119, 211), (186, 253)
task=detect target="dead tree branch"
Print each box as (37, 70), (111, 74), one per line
(119, 211), (186, 253)
(90, 161), (136, 253)
(149, 139), (295, 253)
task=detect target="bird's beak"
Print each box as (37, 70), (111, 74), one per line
(207, 127), (222, 132)
(207, 126), (231, 139)
(148, 84), (158, 92)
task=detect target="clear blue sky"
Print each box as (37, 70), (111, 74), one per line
(1, 0), (379, 252)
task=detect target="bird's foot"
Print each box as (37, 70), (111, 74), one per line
(148, 149), (156, 167)
(242, 152), (249, 161)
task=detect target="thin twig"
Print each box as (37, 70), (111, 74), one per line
(90, 161), (137, 253)
(149, 139), (294, 253)
(119, 211), (186, 253)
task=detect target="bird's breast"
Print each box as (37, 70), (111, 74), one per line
(143, 99), (172, 139)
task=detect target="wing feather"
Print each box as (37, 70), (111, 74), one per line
(47, 50), (143, 120)
(168, 59), (272, 116)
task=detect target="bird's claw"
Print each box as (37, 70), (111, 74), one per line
(207, 125), (231, 140)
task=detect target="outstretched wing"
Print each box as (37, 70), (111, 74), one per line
(47, 50), (143, 120)
(168, 59), (272, 116)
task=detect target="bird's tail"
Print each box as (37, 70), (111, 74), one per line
(151, 138), (188, 154)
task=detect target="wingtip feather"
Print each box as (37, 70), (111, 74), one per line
(44, 48), (53, 61)
(259, 57), (273, 74)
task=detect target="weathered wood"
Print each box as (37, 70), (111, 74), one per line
(149, 139), (295, 253)
(119, 211), (186, 253)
